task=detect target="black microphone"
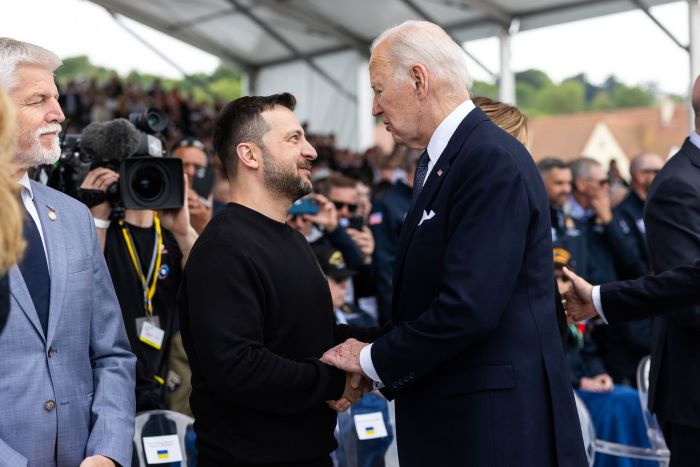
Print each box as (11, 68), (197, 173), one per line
(80, 119), (140, 161)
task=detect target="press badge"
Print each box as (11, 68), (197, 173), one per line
(139, 319), (165, 350)
(354, 412), (388, 440)
(142, 434), (183, 464)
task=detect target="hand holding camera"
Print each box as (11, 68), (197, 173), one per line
(80, 167), (120, 221)
(307, 194), (339, 233)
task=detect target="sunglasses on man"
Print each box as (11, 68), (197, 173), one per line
(332, 201), (358, 213)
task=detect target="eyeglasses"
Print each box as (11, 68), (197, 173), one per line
(173, 137), (207, 152)
(332, 201), (358, 213)
(640, 169), (660, 175)
(588, 178), (610, 187)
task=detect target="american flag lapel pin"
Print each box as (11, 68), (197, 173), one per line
(46, 205), (57, 221)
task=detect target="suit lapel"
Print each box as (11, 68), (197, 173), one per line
(390, 108), (489, 316)
(8, 265), (45, 341)
(31, 183), (68, 345)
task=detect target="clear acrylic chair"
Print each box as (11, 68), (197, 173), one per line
(574, 391), (671, 466)
(636, 355), (670, 467)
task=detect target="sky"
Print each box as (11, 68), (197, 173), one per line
(0, 0), (693, 96)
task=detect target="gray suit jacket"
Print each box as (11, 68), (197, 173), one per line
(0, 181), (136, 467)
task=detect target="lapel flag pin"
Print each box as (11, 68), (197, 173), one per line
(437, 169), (443, 177)
(47, 205), (57, 221)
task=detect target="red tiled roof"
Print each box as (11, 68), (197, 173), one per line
(529, 105), (689, 162)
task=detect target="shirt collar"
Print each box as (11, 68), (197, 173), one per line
(426, 99), (475, 164)
(567, 194), (594, 220)
(18, 172), (33, 200)
(689, 130), (700, 151)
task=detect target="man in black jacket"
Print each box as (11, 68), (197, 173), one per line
(178, 93), (380, 467)
(564, 74), (700, 467)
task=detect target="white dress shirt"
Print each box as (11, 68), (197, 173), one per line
(360, 99), (476, 384)
(592, 131), (700, 322)
(17, 172), (50, 274)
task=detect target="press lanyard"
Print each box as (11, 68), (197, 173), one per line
(119, 212), (163, 317)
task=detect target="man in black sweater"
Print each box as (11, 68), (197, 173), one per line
(178, 93), (378, 466)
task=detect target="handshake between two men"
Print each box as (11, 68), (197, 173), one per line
(561, 264), (700, 323)
(323, 339), (373, 412)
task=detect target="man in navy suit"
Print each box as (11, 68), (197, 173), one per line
(322, 21), (587, 467)
(564, 74), (700, 467)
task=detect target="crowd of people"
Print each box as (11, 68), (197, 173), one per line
(0, 19), (699, 467)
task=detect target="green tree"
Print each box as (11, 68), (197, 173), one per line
(471, 80), (498, 100)
(589, 91), (614, 111)
(516, 82), (537, 109)
(56, 56), (114, 83)
(535, 80), (586, 114)
(515, 69), (552, 91)
(610, 84), (654, 108)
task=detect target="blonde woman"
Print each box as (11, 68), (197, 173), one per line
(472, 96), (533, 149)
(0, 87), (25, 333)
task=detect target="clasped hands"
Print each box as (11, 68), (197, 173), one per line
(561, 267), (598, 322)
(321, 338), (372, 412)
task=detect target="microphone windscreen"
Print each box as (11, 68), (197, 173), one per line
(80, 119), (140, 161)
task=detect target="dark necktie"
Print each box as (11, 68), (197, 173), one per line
(17, 203), (50, 336)
(411, 150), (430, 207)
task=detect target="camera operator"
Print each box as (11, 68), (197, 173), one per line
(81, 166), (197, 411)
(172, 137), (213, 234)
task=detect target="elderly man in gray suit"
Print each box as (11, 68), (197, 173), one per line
(0, 38), (135, 467)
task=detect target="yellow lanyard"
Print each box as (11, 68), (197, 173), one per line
(119, 212), (163, 317)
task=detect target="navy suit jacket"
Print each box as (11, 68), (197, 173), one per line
(370, 108), (587, 467)
(631, 138), (700, 428)
(601, 258), (700, 320)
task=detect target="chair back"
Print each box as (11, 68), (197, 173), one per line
(636, 356), (669, 452)
(573, 392), (597, 466)
(133, 410), (196, 466)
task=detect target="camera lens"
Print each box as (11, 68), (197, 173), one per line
(129, 107), (168, 134)
(131, 163), (165, 202)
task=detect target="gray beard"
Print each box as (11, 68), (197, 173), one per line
(15, 134), (60, 168)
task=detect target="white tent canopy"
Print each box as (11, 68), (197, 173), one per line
(89, 0), (695, 150)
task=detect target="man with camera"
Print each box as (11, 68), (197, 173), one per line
(172, 137), (214, 234)
(81, 165), (197, 412)
(0, 37), (135, 467)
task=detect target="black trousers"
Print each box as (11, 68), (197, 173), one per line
(661, 420), (700, 467)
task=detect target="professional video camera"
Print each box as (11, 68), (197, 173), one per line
(50, 108), (184, 217)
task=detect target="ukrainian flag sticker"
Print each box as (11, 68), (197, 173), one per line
(143, 434), (183, 464)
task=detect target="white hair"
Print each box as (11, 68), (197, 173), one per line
(0, 38), (62, 91)
(371, 21), (472, 96)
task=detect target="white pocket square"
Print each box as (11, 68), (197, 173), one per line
(418, 210), (436, 226)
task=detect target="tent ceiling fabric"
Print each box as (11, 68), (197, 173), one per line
(89, 0), (680, 71)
